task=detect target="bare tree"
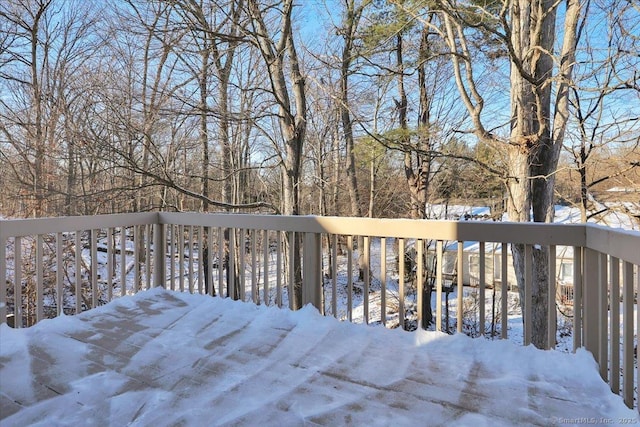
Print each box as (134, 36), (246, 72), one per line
(246, 0), (307, 307)
(0, 0), (104, 217)
(564, 1), (640, 222)
(170, 0), (246, 212)
(434, 0), (584, 348)
(336, 0), (369, 219)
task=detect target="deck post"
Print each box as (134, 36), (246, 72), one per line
(302, 232), (322, 310)
(153, 221), (166, 288)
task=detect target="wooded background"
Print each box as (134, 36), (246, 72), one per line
(1, 0), (638, 222)
(1, 0), (639, 347)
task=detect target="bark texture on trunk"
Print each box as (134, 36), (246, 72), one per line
(507, 0), (582, 348)
(442, 0), (582, 348)
(248, 0), (306, 308)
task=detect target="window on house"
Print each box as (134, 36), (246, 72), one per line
(559, 262), (573, 283)
(494, 256), (502, 281)
(469, 253), (495, 285)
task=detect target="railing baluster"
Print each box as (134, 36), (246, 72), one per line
(229, 228), (236, 300)
(207, 226), (214, 296)
(56, 233), (63, 316)
(524, 244), (532, 346)
(251, 229), (257, 304)
(75, 231), (82, 314)
(239, 229), (246, 301)
(302, 232), (322, 309)
(573, 246), (583, 351)
(398, 238), (405, 330)
(264, 230), (270, 306)
(610, 256), (620, 394)
(347, 235), (353, 322)
(288, 231), (295, 310)
(583, 248), (600, 364)
(363, 236), (370, 325)
(276, 231), (282, 307)
(15, 236), (22, 327)
(91, 229), (98, 307)
(36, 235), (44, 322)
(107, 228), (114, 301)
(479, 241), (485, 337)
(417, 239), (424, 329)
(436, 240), (443, 332)
(121, 227), (126, 297)
(198, 226), (204, 294)
(622, 261), (634, 408)
(153, 223), (165, 289)
(0, 233), (6, 324)
(134, 226), (140, 294)
(380, 237), (386, 327)
(635, 263), (639, 414)
(136, 226), (141, 293)
(169, 225), (175, 291)
(178, 225), (185, 293)
(548, 245), (556, 349)
(457, 241), (464, 334)
(500, 242), (508, 339)
(139, 226), (144, 291)
(599, 253), (608, 381)
(161, 224), (166, 289)
(332, 234), (338, 318)
(145, 224), (151, 290)
(188, 226), (194, 294)
(166, 225), (172, 291)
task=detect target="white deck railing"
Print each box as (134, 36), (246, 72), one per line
(1, 212), (639, 408)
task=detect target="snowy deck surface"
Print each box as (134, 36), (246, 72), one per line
(1, 289), (637, 426)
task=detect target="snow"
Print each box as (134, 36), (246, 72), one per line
(1, 288), (637, 426)
(426, 203), (640, 230)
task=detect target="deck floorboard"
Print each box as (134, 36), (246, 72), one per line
(1, 289), (634, 426)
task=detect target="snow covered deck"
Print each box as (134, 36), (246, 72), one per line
(1, 289), (636, 426)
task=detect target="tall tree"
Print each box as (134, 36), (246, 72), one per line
(246, 0), (307, 307)
(171, 0), (245, 212)
(0, 0), (101, 217)
(437, 0), (583, 348)
(337, 0), (369, 219)
(564, 1), (640, 222)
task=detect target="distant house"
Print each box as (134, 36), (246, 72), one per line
(424, 203), (640, 305)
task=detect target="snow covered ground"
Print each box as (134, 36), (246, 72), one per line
(426, 203), (640, 230)
(1, 288), (637, 426)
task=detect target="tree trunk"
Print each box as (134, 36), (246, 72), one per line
(200, 47), (210, 212)
(440, 0), (582, 347)
(417, 27), (434, 327)
(332, 114), (341, 215)
(338, 1), (367, 280)
(507, 0), (581, 349)
(30, 4), (47, 217)
(341, 44), (362, 218)
(248, 0), (306, 308)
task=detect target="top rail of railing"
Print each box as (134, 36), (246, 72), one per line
(0, 213), (158, 238)
(1, 212), (639, 265)
(159, 212), (586, 242)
